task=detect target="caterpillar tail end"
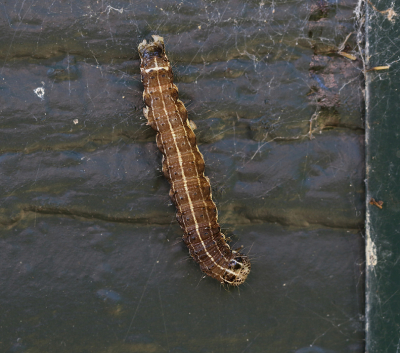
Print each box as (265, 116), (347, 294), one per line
(222, 252), (251, 286)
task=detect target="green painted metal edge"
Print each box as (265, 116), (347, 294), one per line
(365, 0), (400, 351)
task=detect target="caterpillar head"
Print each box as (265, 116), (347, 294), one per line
(223, 252), (251, 286)
(138, 35), (165, 60)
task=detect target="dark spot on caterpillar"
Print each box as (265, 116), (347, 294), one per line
(138, 35), (250, 286)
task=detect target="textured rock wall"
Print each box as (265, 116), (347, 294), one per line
(0, 1), (364, 352)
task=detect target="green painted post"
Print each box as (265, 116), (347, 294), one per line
(365, 0), (400, 351)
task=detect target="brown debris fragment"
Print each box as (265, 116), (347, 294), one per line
(338, 52), (357, 61)
(369, 198), (384, 209)
(367, 65), (390, 71)
(367, 0), (398, 23)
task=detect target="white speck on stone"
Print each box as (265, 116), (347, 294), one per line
(34, 87), (45, 100)
(73, 119), (79, 124)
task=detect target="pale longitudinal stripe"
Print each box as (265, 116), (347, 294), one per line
(174, 106), (233, 279)
(149, 57), (235, 278)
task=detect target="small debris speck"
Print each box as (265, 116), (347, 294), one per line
(369, 198), (383, 209)
(33, 87), (45, 100)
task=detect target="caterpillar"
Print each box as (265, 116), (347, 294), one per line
(138, 35), (250, 286)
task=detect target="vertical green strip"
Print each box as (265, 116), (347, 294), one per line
(365, 0), (400, 351)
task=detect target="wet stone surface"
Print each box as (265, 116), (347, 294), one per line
(0, 0), (364, 352)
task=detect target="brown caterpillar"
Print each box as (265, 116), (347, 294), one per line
(138, 35), (250, 286)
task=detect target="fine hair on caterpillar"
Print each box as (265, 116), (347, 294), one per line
(138, 35), (251, 286)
